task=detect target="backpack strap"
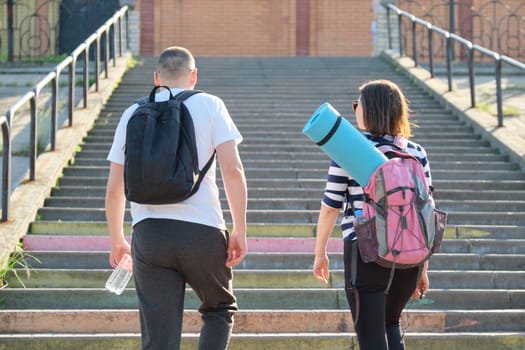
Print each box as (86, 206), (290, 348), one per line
(170, 89), (213, 196)
(189, 151), (216, 198)
(173, 89), (203, 102)
(134, 96), (149, 106)
(350, 241), (361, 326)
(134, 86), (203, 105)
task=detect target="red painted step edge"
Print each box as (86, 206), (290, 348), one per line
(23, 235), (344, 253)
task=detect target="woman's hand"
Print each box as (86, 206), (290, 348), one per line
(313, 253), (330, 285)
(412, 267), (429, 300)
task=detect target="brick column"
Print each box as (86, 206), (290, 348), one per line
(458, 0), (473, 60)
(140, 0), (154, 55)
(296, 0), (310, 56)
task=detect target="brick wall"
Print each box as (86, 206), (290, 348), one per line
(134, 0), (523, 58)
(136, 0), (375, 57)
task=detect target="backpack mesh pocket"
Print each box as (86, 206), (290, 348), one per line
(431, 209), (447, 253)
(355, 217), (379, 263)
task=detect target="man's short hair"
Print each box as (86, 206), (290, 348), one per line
(157, 46), (195, 80)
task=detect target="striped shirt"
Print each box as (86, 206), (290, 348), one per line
(321, 133), (432, 240)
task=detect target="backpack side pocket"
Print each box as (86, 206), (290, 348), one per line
(355, 217), (379, 263)
(431, 209), (447, 253)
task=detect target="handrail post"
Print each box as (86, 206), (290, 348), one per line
(83, 45), (89, 108)
(104, 26), (110, 79)
(125, 9), (130, 51)
(428, 24), (434, 78)
(51, 74), (58, 150)
(412, 17), (418, 66)
(118, 14), (123, 57)
(446, 34), (452, 91)
(495, 56), (503, 127)
(1, 117), (10, 222)
(387, 6), (392, 50)
(95, 31), (101, 91)
(398, 12), (403, 56)
(29, 93), (37, 181)
(111, 21), (117, 67)
(467, 47), (475, 108)
(68, 56), (76, 126)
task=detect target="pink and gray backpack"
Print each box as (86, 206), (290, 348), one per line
(354, 141), (447, 274)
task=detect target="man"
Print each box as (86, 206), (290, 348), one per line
(105, 46), (248, 349)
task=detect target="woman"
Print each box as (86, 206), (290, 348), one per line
(313, 79), (431, 350)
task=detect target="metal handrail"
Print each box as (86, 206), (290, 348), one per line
(386, 4), (525, 128)
(0, 6), (129, 222)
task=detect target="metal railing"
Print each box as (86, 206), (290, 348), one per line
(0, 6), (129, 222)
(386, 4), (525, 128)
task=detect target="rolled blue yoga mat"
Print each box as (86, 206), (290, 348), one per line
(302, 102), (387, 185)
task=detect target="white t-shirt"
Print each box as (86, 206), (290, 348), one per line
(107, 88), (242, 229)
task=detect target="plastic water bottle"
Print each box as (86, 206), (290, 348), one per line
(105, 253), (133, 295)
(354, 209), (368, 226)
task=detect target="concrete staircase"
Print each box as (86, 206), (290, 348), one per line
(1, 57), (524, 349)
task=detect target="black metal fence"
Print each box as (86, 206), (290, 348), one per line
(0, 0), (121, 62)
(0, 5), (128, 222)
(386, 4), (525, 127)
(396, 0), (525, 62)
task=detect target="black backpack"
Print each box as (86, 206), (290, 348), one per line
(124, 86), (215, 204)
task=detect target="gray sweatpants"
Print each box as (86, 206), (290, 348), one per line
(131, 218), (237, 350)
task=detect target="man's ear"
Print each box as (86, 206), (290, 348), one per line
(190, 68), (198, 87)
(153, 71), (161, 86)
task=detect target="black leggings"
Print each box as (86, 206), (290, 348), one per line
(344, 239), (419, 350)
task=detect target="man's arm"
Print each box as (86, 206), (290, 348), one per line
(216, 140), (247, 267)
(105, 162), (131, 267)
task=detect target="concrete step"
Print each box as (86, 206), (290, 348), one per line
(23, 235), (525, 255)
(1, 332), (523, 350)
(437, 200), (525, 211)
(43, 197), (324, 211)
(78, 139), (497, 152)
(1, 309), (523, 334)
(49, 182), (525, 204)
(59, 165), (525, 181)
(21, 249), (525, 269)
(42, 197), (525, 213)
(79, 137), (495, 151)
(49, 185), (328, 200)
(0, 287), (523, 310)
(71, 146), (508, 165)
(237, 143), (496, 154)
(72, 148), (511, 163)
(85, 128), (484, 141)
(48, 181), (525, 198)
(6, 268), (525, 290)
(93, 116), (467, 130)
(70, 156), (521, 172)
(34, 207), (525, 226)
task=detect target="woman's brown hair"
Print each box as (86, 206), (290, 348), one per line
(358, 79), (415, 138)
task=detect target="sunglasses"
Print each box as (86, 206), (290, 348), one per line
(352, 100), (360, 112)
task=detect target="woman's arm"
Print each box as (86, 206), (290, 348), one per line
(313, 203), (340, 284)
